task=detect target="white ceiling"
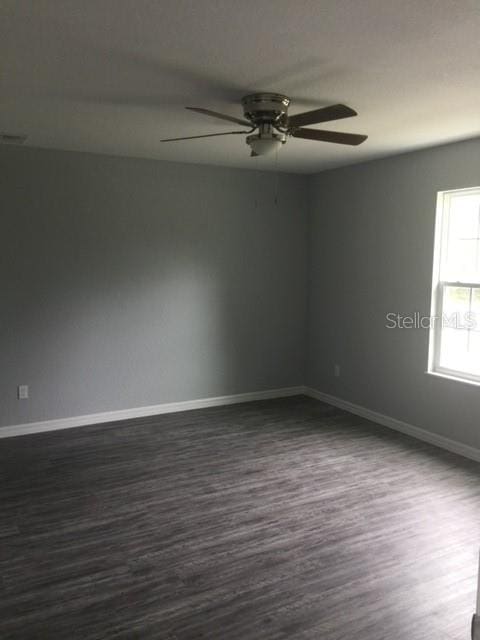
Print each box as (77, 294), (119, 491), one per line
(1, 0), (479, 174)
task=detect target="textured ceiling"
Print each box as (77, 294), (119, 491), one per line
(1, 0), (479, 173)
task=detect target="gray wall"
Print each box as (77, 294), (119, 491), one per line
(1, 146), (308, 428)
(307, 137), (480, 450)
(4, 136), (480, 449)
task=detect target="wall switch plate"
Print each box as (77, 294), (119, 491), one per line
(18, 385), (29, 399)
(334, 364), (341, 378)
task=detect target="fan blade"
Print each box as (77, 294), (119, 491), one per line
(288, 104), (357, 128)
(161, 130), (249, 142)
(292, 128), (367, 146)
(186, 107), (251, 127)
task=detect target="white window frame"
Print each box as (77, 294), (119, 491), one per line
(428, 186), (480, 385)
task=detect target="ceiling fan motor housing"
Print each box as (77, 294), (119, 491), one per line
(241, 93), (290, 126)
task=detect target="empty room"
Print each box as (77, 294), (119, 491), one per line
(1, 1), (480, 638)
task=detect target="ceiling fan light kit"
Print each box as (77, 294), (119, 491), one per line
(161, 92), (367, 156)
(246, 126), (286, 157)
(246, 132), (285, 156)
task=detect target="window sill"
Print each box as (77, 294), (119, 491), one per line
(425, 369), (480, 388)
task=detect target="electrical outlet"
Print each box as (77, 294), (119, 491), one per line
(18, 385), (29, 399)
(334, 364), (341, 378)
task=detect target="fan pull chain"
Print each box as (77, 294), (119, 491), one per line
(254, 155), (259, 209)
(274, 148), (279, 206)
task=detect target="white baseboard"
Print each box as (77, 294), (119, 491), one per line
(304, 386), (480, 464)
(0, 386), (306, 439)
(6, 384), (478, 465)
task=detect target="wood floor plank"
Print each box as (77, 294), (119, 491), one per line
(0, 396), (478, 639)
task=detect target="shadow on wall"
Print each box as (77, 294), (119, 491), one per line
(0, 146), (307, 427)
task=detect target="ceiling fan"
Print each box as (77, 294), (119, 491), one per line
(161, 93), (367, 156)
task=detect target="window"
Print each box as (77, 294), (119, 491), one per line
(429, 187), (480, 383)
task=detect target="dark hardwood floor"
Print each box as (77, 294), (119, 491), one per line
(1, 395), (479, 639)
